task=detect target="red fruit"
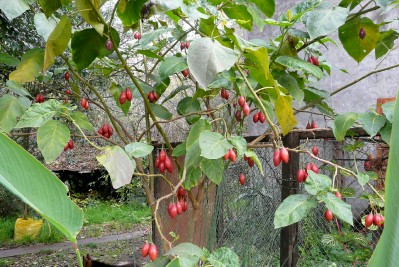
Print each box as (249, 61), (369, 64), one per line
(243, 155), (249, 161)
(125, 88), (132, 101)
(305, 163), (319, 174)
(312, 146), (319, 157)
(224, 90), (229, 100)
(66, 89), (71, 95)
(373, 214), (383, 227)
(280, 147), (289, 164)
(359, 28), (366, 40)
(103, 132), (110, 139)
(148, 244), (158, 261)
(108, 125), (113, 136)
(253, 112), (259, 123)
(141, 243), (150, 257)
(243, 104), (250, 116)
(159, 162), (165, 173)
(177, 186), (185, 198)
(105, 39), (113, 51)
(134, 31), (141, 40)
(229, 149), (236, 162)
(233, 102), (237, 108)
(247, 158), (255, 167)
(273, 149), (281, 167)
(119, 91), (127, 105)
(155, 158), (160, 168)
(180, 42), (186, 50)
(165, 157), (173, 173)
(148, 92), (155, 103)
(185, 41), (190, 49)
(64, 98), (68, 103)
(239, 173), (245, 185)
(258, 112), (265, 123)
(223, 151), (230, 160)
(35, 95), (40, 103)
(176, 201), (183, 215)
(365, 214), (374, 228)
(68, 140), (74, 149)
(364, 161), (371, 171)
(182, 201), (188, 212)
(297, 169), (307, 183)
(307, 57), (314, 64)
(310, 56), (319, 66)
(306, 122), (311, 129)
(80, 98), (88, 110)
(35, 94), (45, 103)
(181, 69), (189, 78)
(235, 110), (242, 122)
(159, 150), (166, 162)
(324, 210), (333, 222)
(64, 71), (70, 81)
(102, 123), (109, 134)
(335, 192), (342, 199)
(238, 96), (246, 108)
(64, 143), (69, 151)
(98, 128), (104, 135)
(311, 120), (317, 129)
(168, 203), (177, 218)
(220, 88), (226, 99)
(153, 91), (159, 101)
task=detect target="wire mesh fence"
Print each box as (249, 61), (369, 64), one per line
(153, 129), (386, 266)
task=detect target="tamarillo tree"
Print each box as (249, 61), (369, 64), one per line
(0, 0), (399, 266)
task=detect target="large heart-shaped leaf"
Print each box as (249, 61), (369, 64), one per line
(305, 5), (348, 39)
(15, 99), (62, 128)
(333, 112), (358, 141)
(201, 158), (224, 185)
(358, 111), (386, 137)
(274, 194), (317, 228)
(37, 120), (70, 163)
(0, 132), (83, 242)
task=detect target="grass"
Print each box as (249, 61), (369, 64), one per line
(0, 199), (151, 247)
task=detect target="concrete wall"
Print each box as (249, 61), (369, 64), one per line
(244, 1), (399, 135)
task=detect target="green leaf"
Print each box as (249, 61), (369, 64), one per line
(172, 142), (186, 157)
(358, 111), (386, 137)
(37, 120), (70, 163)
(275, 94), (298, 135)
(305, 171), (332, 195)
(97, 146), (135, 189)
(369, 96), (399, 265)
(144, 256), (171, 267)
(176, 97), (201, 125)
(244, 150), (264, 175)
(380, 121), (392, 145)
(332, 112), (358, 141)
(243, 46), (270, 87)
(164, 242), (203, 258)
(183, 167), (202, 190)
(274, 194), (317, 228)
(275, 56), (323, 79)
(305, 5), (348, 40)
(138, 28), (169, 46)
(382, 101), (395, 123)
(222, 3), (253, 31)
(187, 37), (239, 89)
(109, 83), (131, 115)
(201, 158), (224, 185)
(9, 48), (44, 83)
(375, 30), (399, 59)
(319, 192), (353, 226)
(0, 95), (31, 133)
(228, 136), (247, 159)
(117, 0), (147, 26)
(38, 0), (71, 18)
(357, 172), (370, 186)
(34, 13), (57, 41)
(125, 142), (154, 158)
(43, 15), (71, 71)
(0, 132), (83, 242)
(162, 85), (191, 104)
(185, 144), (202, 168)
(5, 80), (31, 96)
(15, 99), (62, 128)
(150, 103), (173, 120)
(199, 131), (233, 160)
(0, 0), (30, 20)
(0, 53), (20, 66)
(70, 111), (94, 132)
(71, 28), (120, 71)
(75, 0), (104, 35)
(207, 247), (240, 267)
(274, 71), (304, 103)
(249, 0), (275, 17)
(158, 56), (187, 79)
(186, 119), (211, 148)
(338, 17), (380, 62)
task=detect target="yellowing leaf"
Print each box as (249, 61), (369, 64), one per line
(75, 0), (103, 35)
(275, 94), (297, 135)
(9, 49), (44, 83)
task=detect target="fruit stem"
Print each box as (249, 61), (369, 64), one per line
(70, 117), (102, 151)
(134, 173), (173, 188)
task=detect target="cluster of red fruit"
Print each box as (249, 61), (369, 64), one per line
(63, 140), (74, 151)
(252, 111), (266, 124)
(220, 88), (229, 100)
(243, 155), (254, 167)
(235, 96), (250, 121)
(80, 98), (89, 110)
(297, 163), (319, 183)
(273, 147), (289, 166)
(306, 120), (318, 129)
(181, 69), (189, 78)
(223, 148), (237, 162)
(98, 123), (114, 138)
(365, 213), (384, 228)
(307, 55), (320, 66)
(180, 41), (190, 50)
(155, 150), (173, 173)
(119, 88), (133, 105)
(134, 31), (141, 40)
(168, 186), (189, 218)
(141, 242), (158, 262)
(35, 94), (45, 103)
(147, 91), (159, 103)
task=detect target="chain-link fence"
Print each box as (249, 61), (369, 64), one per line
(153, 128), (386, 266)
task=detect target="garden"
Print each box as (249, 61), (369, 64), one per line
(0, 0), (399, 266)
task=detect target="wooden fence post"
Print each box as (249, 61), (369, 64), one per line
(280, 132), (299, 267)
